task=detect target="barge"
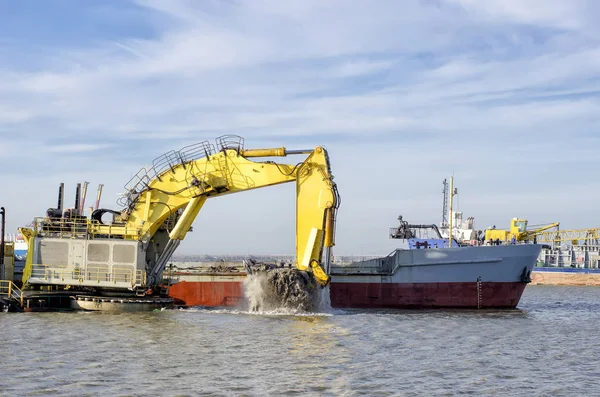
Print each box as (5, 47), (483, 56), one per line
(165, 218), (541, 309)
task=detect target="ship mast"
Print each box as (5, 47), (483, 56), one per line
(448, 177), (457, 247)
(441, 179), (448, 228)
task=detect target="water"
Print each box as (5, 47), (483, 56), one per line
(1, 286), (599, 396)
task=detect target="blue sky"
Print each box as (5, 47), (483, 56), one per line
(1, 0), (599, 255)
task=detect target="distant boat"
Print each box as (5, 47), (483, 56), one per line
(4, 234), (27, 282)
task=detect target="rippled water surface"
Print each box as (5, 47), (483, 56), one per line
(2, 286), (600, 396)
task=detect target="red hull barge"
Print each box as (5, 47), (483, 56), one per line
(167, 270), (247, 307)
(329, 281), (526, 309)
(168, 280), (526, 309)
(169, 280), (245, 307)
(167, 245), (541, 309)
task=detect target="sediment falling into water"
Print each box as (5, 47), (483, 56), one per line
(243, 267), (323, 313)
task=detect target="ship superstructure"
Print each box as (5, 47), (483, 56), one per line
(438, 178), (478, 244)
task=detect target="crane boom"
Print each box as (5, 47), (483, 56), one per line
(533, 227), (600, 245)
(485, 218), (559, 243)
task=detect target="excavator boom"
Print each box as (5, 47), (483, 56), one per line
(20, 135), (339, 290)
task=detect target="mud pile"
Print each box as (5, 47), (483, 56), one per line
(265, 269), (317, 311)
(243, 264), (320, 313)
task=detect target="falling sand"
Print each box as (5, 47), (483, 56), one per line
(243, 264), (330, 313)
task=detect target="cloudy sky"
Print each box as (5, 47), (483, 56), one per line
(1, 0), (599, 256)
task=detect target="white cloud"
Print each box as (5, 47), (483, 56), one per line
(0, 0), (598, 256)
(44, 143), (112, 153)
(333, 60), (395, 78)
(446, 0), (590, 30)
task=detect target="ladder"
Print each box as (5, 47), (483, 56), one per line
(0, 280), (23, 310)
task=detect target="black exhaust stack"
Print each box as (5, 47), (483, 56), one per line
(74, 183), (81, 217)
(58, 183), (64, 214)
(0, 207), (5, 267)
(46, 183), (65, 218)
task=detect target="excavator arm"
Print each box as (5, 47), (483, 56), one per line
(101, 135), (339, 287)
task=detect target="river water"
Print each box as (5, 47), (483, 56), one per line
(1, 285), (599, 396)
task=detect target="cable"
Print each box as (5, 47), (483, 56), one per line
(148, 186), (191, 196)
(269, 161), (303, 176)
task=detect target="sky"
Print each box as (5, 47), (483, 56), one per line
(1, 0), (599, 256)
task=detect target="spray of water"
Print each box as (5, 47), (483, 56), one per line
(314, 285), (333, 313)
(243, 272), (271, 312)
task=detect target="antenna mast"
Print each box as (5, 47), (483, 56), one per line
(441, 178), (449, 228)
(448, 177), (457, 247)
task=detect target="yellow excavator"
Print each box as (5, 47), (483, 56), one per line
(18, 135), (340, 295)
(484, 218), (559, 243)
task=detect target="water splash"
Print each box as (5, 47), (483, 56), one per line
(314, 285), (333, 313)
(243, 267), (326, 314)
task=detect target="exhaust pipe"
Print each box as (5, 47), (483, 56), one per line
(58, 183), (65, 213)
(94, 184), (104, 210)
(74, 183), (81, 217)
(80, 181), (89, 215)
(0, 207), (5, 267)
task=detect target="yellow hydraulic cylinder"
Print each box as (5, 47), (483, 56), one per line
(168, 196), (207, 240)
(324, 207), (335, 247)
(241, 148), (287, 158)
(241, 148), (313, 158)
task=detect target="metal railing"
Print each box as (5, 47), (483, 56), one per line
(216, 135), (244, 154)
(117, 135), (247, 210)
(32, 217), (138, 240)
(29, 264), (145, 288)
(33, 216), (97, 238)
(118, 140), (218, 209)
(0, 280), (23, 306)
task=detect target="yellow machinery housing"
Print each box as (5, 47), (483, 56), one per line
(485, 218), (560, 243)
(18, 135), (340, 293)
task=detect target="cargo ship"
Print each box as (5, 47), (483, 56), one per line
(165, 216), (541, 309)
(328, 217), (540, 309)
(329, 246), (539, 308)
(4, 234), (27, 261)
(165, 177), (541, 309)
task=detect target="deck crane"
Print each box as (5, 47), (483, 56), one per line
(484, 218), (560, 243)
(18, 135), (340, 297)
(531, 227), (600, 247)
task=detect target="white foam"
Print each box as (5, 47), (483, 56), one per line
(179, 306), (333, 317)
